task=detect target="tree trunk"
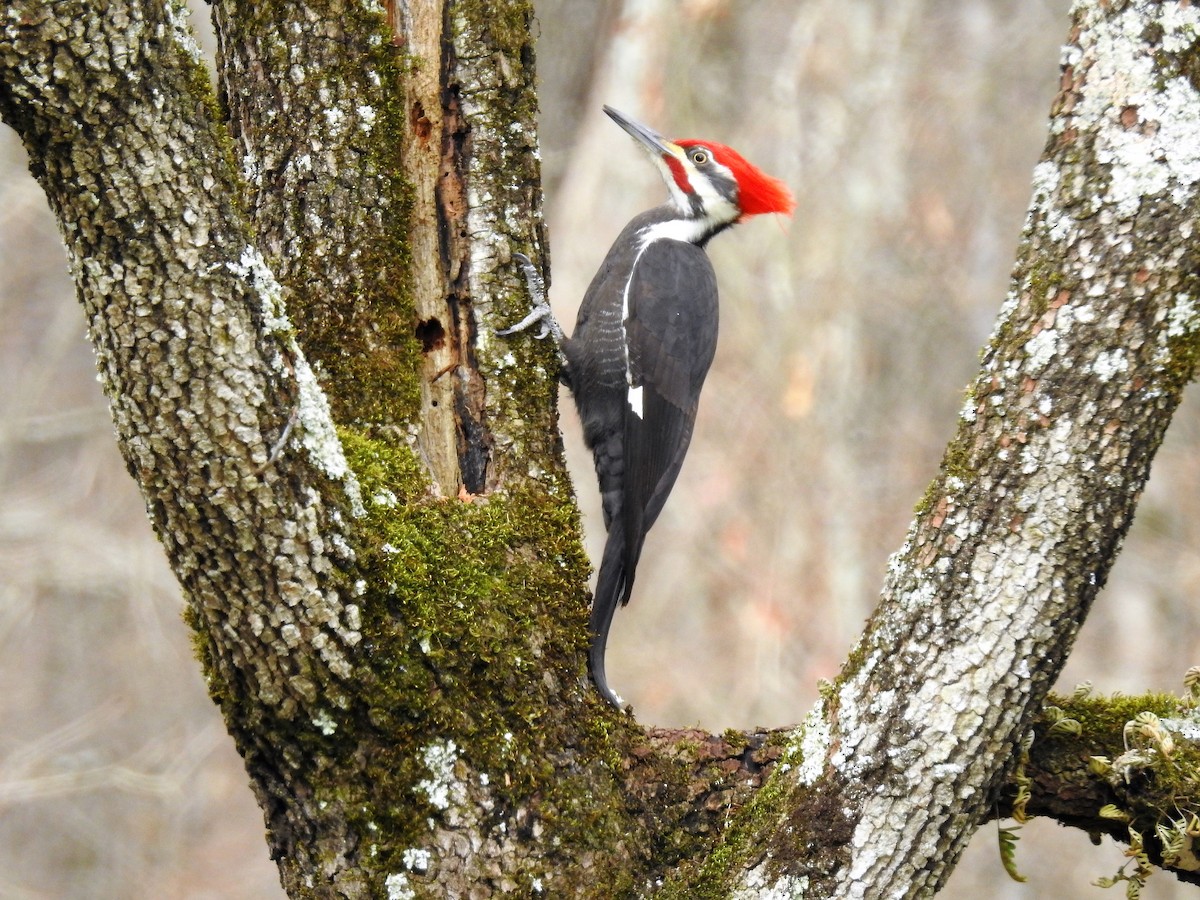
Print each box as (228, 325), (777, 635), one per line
(1, 0), (1198, 897)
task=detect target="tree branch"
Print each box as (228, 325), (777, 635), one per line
(998, 691), (1200, 887)
(668, 3), (1200, 895)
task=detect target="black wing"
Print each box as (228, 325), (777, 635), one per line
(620, 239), (719, 603)
(586, 238), (719, 705)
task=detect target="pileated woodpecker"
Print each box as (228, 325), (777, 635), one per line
(500, 106), (794, 707)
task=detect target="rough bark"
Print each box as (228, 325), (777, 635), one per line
(2, 0), (1199, 898)
(0, 0), (372, 889)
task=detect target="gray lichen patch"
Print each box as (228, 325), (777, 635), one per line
(1058, 3), (1200, 218)
(224, 244), (366, 514)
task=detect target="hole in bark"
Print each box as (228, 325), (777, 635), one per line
(411, 100), (432, 142)
(415, 317), (445, 353)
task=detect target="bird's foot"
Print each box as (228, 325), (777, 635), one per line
(496, 252), (565, 346)
(495, 301), (559, 341)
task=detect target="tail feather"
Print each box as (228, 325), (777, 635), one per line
(588, 520), (629, 708)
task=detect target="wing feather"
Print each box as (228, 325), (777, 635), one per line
(619, 239), (719, 603)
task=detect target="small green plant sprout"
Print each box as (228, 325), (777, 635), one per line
(1185, 812), (1200, 839)
(1124, 712), (1175, 759)
(1148, 810), (1200, 874)
(1093, 827), (1155, 899)
(1099, 804), (1133, 824)
(1020, 729), (1035, 754)
(1073, 680), (1094, 700)
(1104, 710), (1178, 785)
(1112, 749), (1161, 786)
(1183, 666), (1200, 707)
(1010, 728), (1036, 824)
(995, 730), (1035, 881)
(1156, 816), (1187, 867)
(998, 824), (1028, 883)
(1044, 705), (1083, 737)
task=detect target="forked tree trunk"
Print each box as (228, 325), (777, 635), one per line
(1, 0), (1199, 897)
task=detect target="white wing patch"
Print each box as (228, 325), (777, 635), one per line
(628, 385), (645, 418)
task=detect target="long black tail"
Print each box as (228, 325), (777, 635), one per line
(589, 519), (629, 707)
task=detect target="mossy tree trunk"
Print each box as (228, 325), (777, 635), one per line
(2, 0), (1200, 898)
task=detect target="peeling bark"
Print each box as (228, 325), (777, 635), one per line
(393, 0), (463, 494)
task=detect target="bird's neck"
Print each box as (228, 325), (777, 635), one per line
(636, 203), (735, 250)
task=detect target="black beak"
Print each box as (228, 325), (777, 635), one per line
(603, 105), (677, 158)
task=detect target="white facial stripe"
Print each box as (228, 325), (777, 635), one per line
(688, 156), (739, 225)
(650, 154), (693, 215)
(650, 148), (741, 228)
(708, 158), (734, 182)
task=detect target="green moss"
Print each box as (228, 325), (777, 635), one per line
(1150, 24), (1200, 94)
(324, 428), (802, 895)
(1023, 258), (1068, 322)
(658, 761), (794, 898)
(1041, 691), (1179, 741)
(468, 0), (536, 53)
(182, 600), (232, 710)
(721, 728), (750, 751)
(654, 713), (848, 898)
(272, 3), (424, 427)
(1039, 694), (1195, 773)
(167, 3), (252, 233)
(451, 0), (538, 101)
(286, 429), (659, 889)
(912, 418), (977, 519)
(341, 424), (590, 720)
(1035, 691), (1200, 855)
(1165, 329), (1200, 391)
(1161, 250), (1200, 391)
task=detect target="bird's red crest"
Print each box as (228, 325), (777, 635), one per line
(677, 139), (795, 220)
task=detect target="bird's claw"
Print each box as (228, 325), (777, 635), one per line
(495, 301), (556, 339)
(496, 251), (565, 347)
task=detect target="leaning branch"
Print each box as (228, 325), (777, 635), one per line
(666, 4), (1200, 896)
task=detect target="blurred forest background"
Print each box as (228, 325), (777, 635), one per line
(2, 0), (1198, 896)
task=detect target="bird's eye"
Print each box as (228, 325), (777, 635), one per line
(690, 149), (709, 166)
